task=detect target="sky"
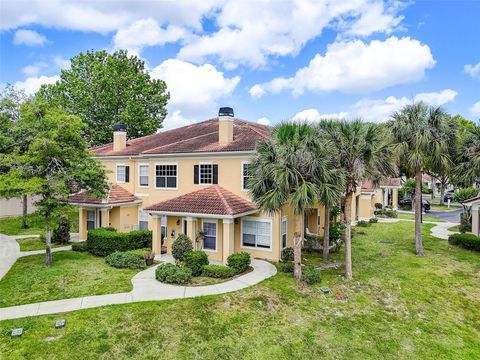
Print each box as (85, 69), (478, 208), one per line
(1, 0), (479, 130)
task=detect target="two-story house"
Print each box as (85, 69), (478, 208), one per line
(69, 107), (400, 263)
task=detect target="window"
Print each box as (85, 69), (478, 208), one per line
(281, 217), (288, 248)
(139, 164), (149, 187)
(117, 165), (126, 182)
(242, 218), (272, 250)
(138, 209), (149, 230)
(202, 221), (217, 251)
(161, 216), (167, 242)
(87, 210), (95, 230)
(199, 164), (213, 184)
(155, 164), (177, 189)
(241, 162), (252, 191)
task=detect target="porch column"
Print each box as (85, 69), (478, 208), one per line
(392, 189), (398, 210)
(222, 218), (235, 265)
(186, 216), (197, 249)
(472, 208), (479, 237)
(101, 208), (110, 228)
(79, 207), (86, 241)
(383, 189), (388, 207)
(151, 215), (162, 255)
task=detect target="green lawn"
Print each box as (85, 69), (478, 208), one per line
(16, 237), (66, 251)
(397, 213), (444, 222)
(429, 204), (461, 211)
(0, 210), (78, 236)
(0, 251), (140, 308)
(448, 225), (460, 232)
(1, 222), (479, 359)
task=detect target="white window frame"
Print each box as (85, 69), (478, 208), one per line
(116, 163), (126, 183)
(154, 162), (178, 190)
(87, 209), (96, 230)
(281, 216), (288, 249)
(198, 161), (214, 185)
(138, 163), (149, 188)
(241, 216), (273, 252)
(241, 161), (251, 192)
(202, 219), (217, 252)
(138, 208), (149, 230)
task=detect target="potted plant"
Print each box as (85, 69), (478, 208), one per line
(195, 230), (205, 251)
(144, 252), (155, 266)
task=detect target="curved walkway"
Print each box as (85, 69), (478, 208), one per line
(0, 258), (277, 321)
(377, 218), (459, 239)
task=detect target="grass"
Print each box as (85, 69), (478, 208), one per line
(0, 210), (78, 236)
(397, 213), (444, 222)
(0, 251), (140, 308)
(448, 225), (460, 232)
(1, 221), (479, 359)
(429, 204), (460, 211)
(188, 267), (254, 287)
(16, 237), (67, 252)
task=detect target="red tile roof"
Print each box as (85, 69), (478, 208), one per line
(361, 177), (402, 192)
(90, 118), (271, 156)
(144, 185), (258, 217)
(68, 185), (139, 205)
(464, 195), (480, 204)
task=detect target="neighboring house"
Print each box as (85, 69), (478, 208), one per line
(69, 108), (399, 263)
(357, 178), (401, 220)
(464, 196), (480, 236)
(0, 196), (37, 218)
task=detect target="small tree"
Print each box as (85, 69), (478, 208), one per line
(454, 187), (479, 233)
(172, 234), (193, 263)
(0, 99), (108, 265)
(52, 215), (71, 244)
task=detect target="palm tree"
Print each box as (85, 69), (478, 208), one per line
(249, 122), (343, 280)
(320, 119), (394, 279)
(389, 102), (450, 256)
(456, 124), (480, 186)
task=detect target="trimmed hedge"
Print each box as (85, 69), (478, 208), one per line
(71, 242), (88, 252)
(448, 233), (480, 251)
(227, 252), (251, 273)
(86, 228), (152, 256)
(184, 251), (209, 276)
(369, 218), (378, 224)
(172, 234), (193, 263)
(301, 265), (321, 284)
(356, 220), (371, 227)
(155, 263), (192, 284)
(105, 251), (145, 269)
(202, 264), (237, 278)
(128, 248), (152, 259)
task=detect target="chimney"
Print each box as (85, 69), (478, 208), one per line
(113, 124), (127, 152)
(218, 107), (234, 145)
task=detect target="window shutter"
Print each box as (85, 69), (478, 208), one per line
(194, 165), (199, 184)
(213, 164), (218, 184)
(125, 166), (130, 183)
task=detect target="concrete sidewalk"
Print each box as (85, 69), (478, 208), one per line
(376, 218), (459, 240)
(0, 258), (277, 321)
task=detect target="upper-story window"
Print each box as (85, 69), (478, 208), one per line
(139, 164), (149, 187)
(241, 161), (252, 191)
(116, 164), (130, 183)
(194, 163), (218, 185)
(155, 163), (177, 189)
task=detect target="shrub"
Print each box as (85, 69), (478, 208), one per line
(369, 218), (378, 223)
(227, 252), (251, 273)
(281, 247), (294, 262)
(86, 228), (152, 256)
(71, 242), (88, 252)
(330, 222), (345, 241)
(184, 250), (209, 276)
(172, 234), (193, 263)
(102, 226), (117, 232)
(202, 264), (237, 278)
(279, 261), (294, 273)
(356, 220), (371, 227)
(304, 234), (321, 252)
(448, 233), (480, 251)
(128, 248), (152, 258)
(301, 265), (321, 285)
(155, 263), (192, 284)
(52, 215), (71, 244)
(374, 203), (383, 210)
(105, 251), (145, 269)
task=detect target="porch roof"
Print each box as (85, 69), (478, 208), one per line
(144, 185), (258, 218)
(68, 184), (140, 206)
(464, 195), (480, 205)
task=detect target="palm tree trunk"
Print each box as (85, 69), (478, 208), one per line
(415, 169), (424, 256)
(21, 194), (28, 229)
(323, 206), (330, 261)
(430, 176), (435, 201)
(45, 214), (52, 266)
(344, 192), (353, 279)
(293, 214), (303, 280)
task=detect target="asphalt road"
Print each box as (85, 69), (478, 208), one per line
(426, 208), (462, 223)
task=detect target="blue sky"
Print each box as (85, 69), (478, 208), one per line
(1, 0), (479, 129)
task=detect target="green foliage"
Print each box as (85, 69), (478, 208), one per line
(281, 247), (294, 261)
(329, 222), (345, 241)
(278, 261), (294, 273)
(171, 234), (193, 263)
(376, 209), (398, 218)
(459, 213), (472, 233)
(52, 215), (71, 244)
(369, 218), (378, 223)
(227, 252), (251, 273)
(38, 50), (169, 146)
(448, 233), (480, 251)
(155, 263), (192, 284)
(374, 203), (383, 210)
(71, 242), (88, 252)
(105, 251), (146, 269)
(184, 251), (209, 276)
(453, 188), (478, 204)
(201, 264), (237, 278)
(455, 124), (480, 186)
(304, 234), (322, 252)
(86, 228), (152, 256)
(301, 265), (321, 284)
(356, 220), (371, 227)
(127, 248), (152, 258)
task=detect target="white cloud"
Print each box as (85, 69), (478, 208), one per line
(470, 101), (480, 117)
(257, 117), (270, 126)
(150, 59), (240, 129)
(464, 62), (480, 79)
(292, 89), (458, 123)
(53, 56), (71, 70)
(22, 62), (48, 77)
(249, 84), (266, 98)
(14, 75), (60, 95)
(345, 1), (404, 36)
(13, 29), (47, 46)
(252, 37), (435, 97)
